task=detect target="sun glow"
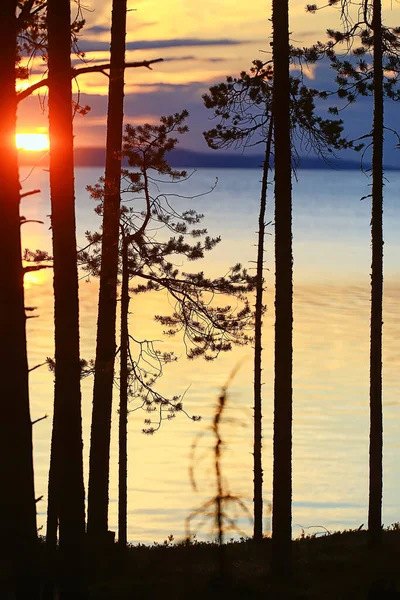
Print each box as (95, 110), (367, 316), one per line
(24, 270), (46, 289)
(16, 133), (49, 151)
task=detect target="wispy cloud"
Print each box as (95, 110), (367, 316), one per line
(77, 37), (249, 53)
(161, 56), (228, 63)
(84, 21), (158, 37)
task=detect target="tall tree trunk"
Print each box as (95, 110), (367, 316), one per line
(368, 0), (384, 549)
(118, 233), (129, 548)
(253, 118), (273, 542)
(0, 2), (38, 597)
(47, 0), (86, 596)
(88, 0), (127, 539)
(271, 0), (293, 576)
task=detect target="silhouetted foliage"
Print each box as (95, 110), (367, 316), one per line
(10, 1), (400, 594)
(80, 110), (255, 407)
(15, 0), (85, 81)
(117, 228), (200, 548)
(80, 112), (255, 362)
(203, 57), (360, 160)
(79, 111), (254, 551)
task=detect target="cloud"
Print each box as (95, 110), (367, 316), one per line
(83, 25), (109, 36)
(68, 81), (212, 150)
(20, 56), (397, 163)
(294, 30), (323, 42)
(84, 21), (158, 37)
(77, 37), (249, 53)
(162, 56), (197, 62)
(290, 62), (317, 80)
(161, 56), (228, 63)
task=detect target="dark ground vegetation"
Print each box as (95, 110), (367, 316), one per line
(33, 526), (400, 599)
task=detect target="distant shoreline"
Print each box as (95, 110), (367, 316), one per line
(18, 147), (400, 170)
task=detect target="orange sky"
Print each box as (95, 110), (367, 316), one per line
(17, 0), (400, 148)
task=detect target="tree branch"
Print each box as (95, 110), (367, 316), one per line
(23, 264), (53, 274)
(28, 362), (47, 373)
(16, 0), (36, 31)
(20, 189), (41, 199)
(32, 415), (48, 426)
(17, 58), (164, 102)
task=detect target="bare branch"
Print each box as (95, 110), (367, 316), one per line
(20, 218), (44, 226)
(17, 58), (164, 102)
(23, 264), (53, 274)
(20, 189), (41, 199)
(28, 362), (47, 373)
(32, 415), (48, 426)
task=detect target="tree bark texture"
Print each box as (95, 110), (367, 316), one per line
(368, 0), (384, 549)
(47, 0), (86, 595)
(0, 2), (38, 597)
(271, 0), (293, 577)
(88, 0), (127, 538)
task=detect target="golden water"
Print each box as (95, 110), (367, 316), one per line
(21, 167), (400, 543)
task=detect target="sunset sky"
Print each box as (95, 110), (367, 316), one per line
(17, 0), (400, 154)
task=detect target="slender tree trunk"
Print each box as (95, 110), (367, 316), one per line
(47, 0), (86, 596)
(43, 459), (58, 600)
(271, 0), (293, 576)
(253, 118), (273, 542)
(118, 233), (129, 548)
(368, 0), (384, 549)
(0, 2), (38, 597)
(88, 0), (127, 539)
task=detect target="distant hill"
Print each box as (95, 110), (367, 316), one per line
(18, 147), (399, 170)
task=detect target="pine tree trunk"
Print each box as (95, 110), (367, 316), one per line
(271, 0), (293, 576)
(44, 456), (59, 599)
(253, 118), (273, 542)
(0, 2), (39, 597)
(47, 0), (86, 595)
(118, 234), (129, 548)
(368, 0), (384, 549)
(88, 0), (127, 539)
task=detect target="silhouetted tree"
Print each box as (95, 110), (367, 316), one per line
(369, 0), (384, 550)
(46, 0), (86, 596)
(80, 112), (254, 546)
(307, 0), (400, 550)
(81, 113), (254, 356)
(115, 229), (182, 549)
(87, 0), (128, 542)
(0, 2), (39, 597)
(252, 127), (272, 542)
(203, 82), (274, 542)
(271, 0), (293, 576)
(14, 0), (162, 106)
(118, 230), (129, 548)
(203, 53), (354, 544)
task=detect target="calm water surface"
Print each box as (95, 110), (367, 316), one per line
(21, 166), (400, 543)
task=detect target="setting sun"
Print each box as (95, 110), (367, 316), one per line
(16, 132), (49, 151)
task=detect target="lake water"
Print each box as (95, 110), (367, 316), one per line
(20, 166), (400, 544)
